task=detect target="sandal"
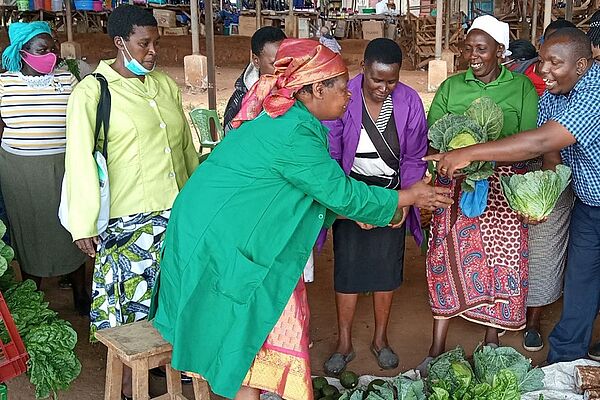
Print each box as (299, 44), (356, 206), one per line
(416, 356), (434, 378)
(370, 344), (399, 370)
(323, 351), (355, 376)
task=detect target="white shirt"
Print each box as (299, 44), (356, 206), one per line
(375, 0), (389, 14)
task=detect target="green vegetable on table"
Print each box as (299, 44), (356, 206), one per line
(428, 97), (504, 192)
(501, 164), (572, 221)
(0, 221), (81, 399)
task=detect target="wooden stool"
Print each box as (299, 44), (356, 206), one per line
(95, 320), (210, 400)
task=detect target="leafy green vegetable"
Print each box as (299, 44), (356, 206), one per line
(464, 97), (504, 141)
(0, 222), (81, 399)
(501, 164), (572, 220)
(429, 115), (484, 153)
(486, 369), (521, 400)
(473, 345), (545, 394)
(428, 98), (504, 192)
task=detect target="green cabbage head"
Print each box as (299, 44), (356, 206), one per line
(501, 164), (572, 220)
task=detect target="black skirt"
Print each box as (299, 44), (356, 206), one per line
(332, 219), (406, 293)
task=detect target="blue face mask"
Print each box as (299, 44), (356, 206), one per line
(120, 39), (155, 76)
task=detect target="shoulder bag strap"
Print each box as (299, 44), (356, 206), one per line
(92, 73), (111, 159)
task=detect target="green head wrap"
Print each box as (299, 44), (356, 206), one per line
(2, 22), (52, 72)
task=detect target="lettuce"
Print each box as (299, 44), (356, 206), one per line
(501, 164), (572, 220)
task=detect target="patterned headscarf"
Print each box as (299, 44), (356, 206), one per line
(2, 22), (52, 72)
(231, 38), (347, 128)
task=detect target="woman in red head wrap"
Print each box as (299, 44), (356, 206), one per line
(149, 39), (452, 400)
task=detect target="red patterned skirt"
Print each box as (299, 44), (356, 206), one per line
(426, 166), (529, 330)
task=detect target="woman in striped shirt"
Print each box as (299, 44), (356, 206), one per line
(0, 22), (88, 313)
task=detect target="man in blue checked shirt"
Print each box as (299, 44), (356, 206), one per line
(425, 27), (600, 364)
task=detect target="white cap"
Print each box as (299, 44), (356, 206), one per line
(468, 15), (512, 57)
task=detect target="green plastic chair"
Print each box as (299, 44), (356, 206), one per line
(189, 109), (225, 162)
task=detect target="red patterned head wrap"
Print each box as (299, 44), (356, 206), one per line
(231, 38), (347, 128)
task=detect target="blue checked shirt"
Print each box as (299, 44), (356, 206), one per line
(537, 63), (600, 206)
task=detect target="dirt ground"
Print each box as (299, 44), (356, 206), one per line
(4, 33), (599, 399)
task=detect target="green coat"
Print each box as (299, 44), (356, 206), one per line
(150, 102), (397, 398)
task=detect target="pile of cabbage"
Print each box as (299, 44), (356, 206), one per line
(501, 164), (572, 221)
(428, 97), (504, 192)
(426, 346), (545, 400)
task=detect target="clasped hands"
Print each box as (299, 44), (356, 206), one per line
(356, 174), (454, 230)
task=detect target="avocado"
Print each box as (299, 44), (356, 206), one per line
(321, 384), (340, 397)
(339, 370), (359, 389)
(313, 376), (329, 391)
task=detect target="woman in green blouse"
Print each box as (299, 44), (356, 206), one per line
(64, 6), (197, 398)
(418, 15), (539, 375)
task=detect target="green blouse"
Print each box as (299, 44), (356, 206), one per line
(428, 66), (539, 136)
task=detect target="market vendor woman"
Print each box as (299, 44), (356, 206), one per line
(150, 39), (453, 400)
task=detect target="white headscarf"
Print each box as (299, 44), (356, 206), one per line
(468, 15), (512, 57)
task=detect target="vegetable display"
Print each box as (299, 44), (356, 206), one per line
(428, 97), (504, 192)
(501, 164), (572, 221)
(314, 345), (544, 400)
(0, 222), (81, 399)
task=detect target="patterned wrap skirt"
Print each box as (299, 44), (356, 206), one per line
(242, 279), (312, 400)
(426, 166), (529, 330)
(90, 210), (170, 340)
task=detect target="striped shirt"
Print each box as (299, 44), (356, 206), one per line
(0, 71), (77, 156)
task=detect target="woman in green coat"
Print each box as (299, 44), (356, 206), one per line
(150, 39), (453, 400)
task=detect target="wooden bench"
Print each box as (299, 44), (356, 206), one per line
(95, 320), (211, 400)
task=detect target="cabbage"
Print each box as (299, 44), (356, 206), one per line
(500, 164), (572, 220)
(464, 97), (504, 141)
(428, 97), (505, 192)
(473, 345), (545, 394)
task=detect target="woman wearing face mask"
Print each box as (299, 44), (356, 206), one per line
(0, 21), (89, 312)
(417, 15), (539, 375)
(64, 5), (197, 398)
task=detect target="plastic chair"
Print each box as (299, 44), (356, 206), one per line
(189, 108), (224, 163)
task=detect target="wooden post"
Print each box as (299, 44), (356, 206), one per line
(65, 0), (73, 42)
(543, 0), (551, 32)
(435, 0), (443, 59)
(205, 0), (217, 111)
(521, 0), (529, 39)
(190, 0), (200, 54)
(256, 0), (261, 30)
(531, 0), (538, 44)
(565, 0), (573, 21)
(444, 0), (450, 50)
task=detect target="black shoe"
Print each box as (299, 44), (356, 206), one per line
(523, 329), (544, 352)
(588, 342), (600, 361)
(150, 367), (192, 385)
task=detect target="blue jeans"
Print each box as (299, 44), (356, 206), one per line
(548, 199), (600, 363)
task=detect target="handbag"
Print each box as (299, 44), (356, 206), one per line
(58, 73), (111, 236)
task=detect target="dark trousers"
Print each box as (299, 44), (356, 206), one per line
(548, 199), (600, 363)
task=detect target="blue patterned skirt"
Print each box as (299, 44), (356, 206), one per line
(90, 210), (170, 341)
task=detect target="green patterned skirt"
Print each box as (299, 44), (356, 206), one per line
(90, 210), (170, 341)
